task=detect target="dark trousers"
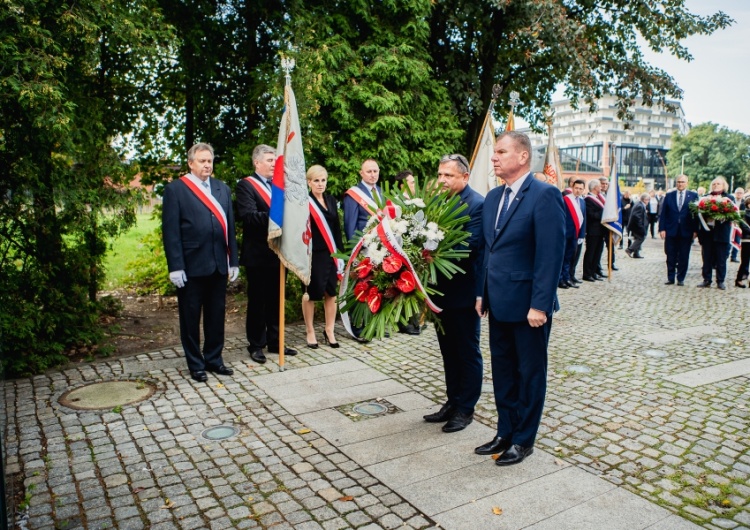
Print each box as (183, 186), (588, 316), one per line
(648, 213), (659, 237)
(435, 307), (483, 415)
(664, 235), (693, 282)
(601, 232), (616, 272)
(246, 264), (281, 351)
(583, 235), (604, 278)
(559, 236), (576, 282)
(701, 241), (730, 283)
(488, 314), (551, 447)
(176, 272), (228, 372)
(570, 242), (583, 280)
(627, 232), (646, 255)
(736, 242), (750, 281)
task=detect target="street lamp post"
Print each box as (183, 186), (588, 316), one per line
(681, 154), (687, 175)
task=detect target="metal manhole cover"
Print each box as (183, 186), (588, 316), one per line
(59, 380), (156, 410)
(709, 337), (730, 345)
(566, 365), (592, 374)
(352, 402), (388, 415)
(642, 349), (669, 358)
(200, 426), (240, 441)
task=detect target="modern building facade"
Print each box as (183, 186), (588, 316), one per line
(523, 95), (690, 189)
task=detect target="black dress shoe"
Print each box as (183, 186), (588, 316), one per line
(206, 365), (233, 376)
(250, 349), (267, 364)
(557, 281), (569, 289)
(566, 281), (579, 289)
(594, 275), (604, 281)
(582, 276), (596, 282)
(717, 282), (727, 290)
(570, 278), (582, 284)
(190, 370), (208, 382)
(403, 324), (421, 335)
(697, 281), (711, 288)
(633, 253), (644, 259)
(611, 265), (619, 271)
(736, 280), (747, 288)
(474, 436), (512, 456)
(442, 411), (473, 433)
(267, 346), (298, 356)
(664, 280), (675, 285)
(625, 249), (633, 257)
(496, 444), (534, 466)
(677, 281), (685, 286)
(423, 403), (455, 423)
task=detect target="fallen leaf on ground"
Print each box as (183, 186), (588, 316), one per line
(216, 383), (224, 388)
(492, 507), (503, 515)
(491, 454), (500, 460)
(339, 496), (354, 502)
(297, 428), (311, 434)
(161, 499), (175, 509)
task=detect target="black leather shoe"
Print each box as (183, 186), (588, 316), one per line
(594, 275), (604, 281)
(664, 280), (675, 285)
(474, 436), (512, 456)
(570, 278), (582, 284)
(557, 281), (569, 289)
(633, 253), (644, 259)
(566, 281), (579, 289)
(250, 349), (267, 364)
(190, 370), (208, 382)
(717, 282), (727, 290)
(582, 276), (596, 282)
(307, 342), (319, 349)
(625, 249), (633, 258)
(403, 324), (421, 335)
(611, 265), (619, 271)
(677, 281), (685, 286)
(423, 403), (455, 423)
(697, 281), (711, 288)
(206, 365), (233, 376)
(496, 444), (534, 466)
(736, 280), (747, 288)
(442, 411), (473, 433)
(267, 347), (298, 356)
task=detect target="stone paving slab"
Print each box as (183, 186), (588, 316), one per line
(642, 325), (724, 345)
(665, 357), (750, 387)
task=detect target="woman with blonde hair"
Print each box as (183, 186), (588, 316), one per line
(697, 176), (734, 290)
(303, 165), (344, 348)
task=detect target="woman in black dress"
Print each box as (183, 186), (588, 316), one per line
(303, 165), (344, 348)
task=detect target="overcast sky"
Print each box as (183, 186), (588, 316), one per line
(520, 1), (749, 135)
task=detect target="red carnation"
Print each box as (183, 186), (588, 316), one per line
(355, 258), (373, 279)
(366, 287), (382, 313)
(382, 255), (403, 274)
(711, 205), (719, 211)
(354, 281), (370, 301)
(698, 199), (706, 208)
(395, 270), (417, 293)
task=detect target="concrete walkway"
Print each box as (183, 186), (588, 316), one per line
(2, 237), (749, 529)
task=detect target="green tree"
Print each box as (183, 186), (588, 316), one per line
(667, 123), (750, 190)
(0, 0), (173, 375)
(427, 0), (733, 154)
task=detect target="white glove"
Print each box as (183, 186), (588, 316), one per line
(169, 270), (187, 288)
(577, 238), (584, 245)
(229, 267), (239, 282)
(336, 259), (345, 276)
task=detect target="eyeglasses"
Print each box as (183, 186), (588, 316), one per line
(440, 154), (470, 172)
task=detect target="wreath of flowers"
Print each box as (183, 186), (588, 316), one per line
(338, 182), (472, 340)
(689, 195), (742, 224)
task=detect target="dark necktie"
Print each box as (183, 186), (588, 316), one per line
(678, 191), (684, 210)
(495, 187), (512, 230)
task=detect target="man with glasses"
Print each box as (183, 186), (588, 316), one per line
(422, 154), (485, 434)
(474, 132), (565, 466)
(659, 174), (698, 286)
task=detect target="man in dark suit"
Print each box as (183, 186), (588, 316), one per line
(343, 159), (382, 243)
(162, 143), (239, 382)
(598, 177), (618, 272)
(582, 180), (605, 281)
(569, 181), (587, 283)
(422, 154), (484, 433)
(474, 132), (565, 466)
(659, 175), (699, 285)
(559, 179), (586, 289)
(236, 144), (298, 364)
(626, 192), (649, 258)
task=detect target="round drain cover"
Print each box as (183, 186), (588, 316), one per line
(567, 365), (592, 374)
(642, 349), (668, 358)
(352, 402), (388, 416)
(709, 337), (730, 345)
(201, 426), (239, 441)
(60, 381), (156, 410)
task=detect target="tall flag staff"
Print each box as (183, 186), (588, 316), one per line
(542, 110), (565, 190)
(268, 55), (312, 371)
(601, 145), (623, 280)
(468, 84), (502, 196)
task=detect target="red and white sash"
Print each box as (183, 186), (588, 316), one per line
(244, 176), (271, 207)
(587, 193), (605, 209)
(309, 198), (343, 279)
(563, 194), (583, 237)
(180, 176), (228, 248)
(345, 186), (378, 217)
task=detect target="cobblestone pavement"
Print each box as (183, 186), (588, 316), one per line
(3, 237), (750, 529)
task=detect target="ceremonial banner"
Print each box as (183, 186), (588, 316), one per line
(268, 82), (312, 285)
(469, 113), (497, 196)
(601, 163), (623, 245)
(542, 126), (565, 190)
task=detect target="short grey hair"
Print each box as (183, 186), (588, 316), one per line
(640, 192), (650, 201)
(588, 179), (600, 192)
(187, 143), (214, 162)
(252, 144), (276, 162)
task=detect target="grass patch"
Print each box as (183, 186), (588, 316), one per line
(103, 213), (160, 289)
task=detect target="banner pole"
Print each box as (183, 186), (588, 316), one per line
(608, 232), (613, 281)
(469, 111), (491, 171)
(278, 262), (286, 371)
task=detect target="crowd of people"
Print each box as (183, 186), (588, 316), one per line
(160, 134), (744, 468)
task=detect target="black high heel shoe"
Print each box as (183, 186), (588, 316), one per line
(735, 280), (746, 289)
(323, 331), (340, 348)
(307, 342), (319, 349)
